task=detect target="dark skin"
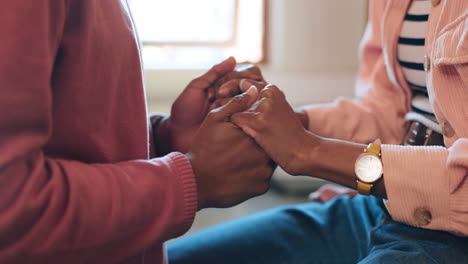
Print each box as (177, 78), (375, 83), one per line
(231, 84), (387, 199)
(154, 58), (273, 210)
(187, 87), (274, 209)
(214, 79), (309, 128)
(155, 57), (264, 155)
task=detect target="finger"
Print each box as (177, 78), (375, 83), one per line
(259, 84), (285, 100)
(214, 71), (263, 94)
(235, 64), (265, 82)
(191, 56), (237, 88)
(217, 79), (243, 98)
(217, 79), (267, 99)
(209, 86), (259, 121)
(240, 79), (268, 93)
(240, 79), (254, 92)
(230, 111), (260, 138)
(308, 191), (324, 202)
(213, 97), (233, 108)
(247, 97), (270, 113)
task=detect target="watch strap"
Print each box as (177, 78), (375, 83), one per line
(357, 181), (373, 196)
(366, 139), (381, 155)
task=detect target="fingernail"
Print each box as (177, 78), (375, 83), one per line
(240, 79), (254, 91)
(246, 85), (258, 96)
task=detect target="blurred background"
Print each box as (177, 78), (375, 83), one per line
(129, 0), (368, 235)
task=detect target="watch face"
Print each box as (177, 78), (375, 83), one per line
(355, 153), (383, 183)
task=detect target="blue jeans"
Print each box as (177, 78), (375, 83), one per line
(168, 195), (468, 263)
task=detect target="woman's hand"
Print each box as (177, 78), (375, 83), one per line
(231, 84), (322, 175)
(308, 184), (358, 202)
(232, 84), (387, 198)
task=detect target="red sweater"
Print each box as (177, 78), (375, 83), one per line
(0, 1), (197, 263)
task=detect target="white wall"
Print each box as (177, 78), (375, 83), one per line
(145, 0), (368, 113)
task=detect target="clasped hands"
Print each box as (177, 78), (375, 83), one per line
(159, 57), (323, 210)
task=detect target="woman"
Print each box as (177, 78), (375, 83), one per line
(168, 0), (468, 263)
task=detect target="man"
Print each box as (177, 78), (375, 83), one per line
(0, 1), (273, 263)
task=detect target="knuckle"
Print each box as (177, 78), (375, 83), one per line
(256, 99), (273, 113)
(266, 84), (278, 91)
(260, 88), (273, 97)
(256, 182), (270, 195)
(268, 85), (284, 96)
(265, 84), (281, 92)
(262, 98), (273, 108)
(232, 94), (247, 107)
(257, 113), (267, 125)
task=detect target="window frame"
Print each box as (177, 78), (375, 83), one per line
(135, 0), (267, 64)
(140, 0), (240, 47)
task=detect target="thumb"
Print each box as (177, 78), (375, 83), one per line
(211, 85), (258, 121)
(213, 56), (237, 75)
(195, 57), (237, 87)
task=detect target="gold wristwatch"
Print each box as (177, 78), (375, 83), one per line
(354, 139), (383, 195)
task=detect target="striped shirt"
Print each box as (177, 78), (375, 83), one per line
(397, 0), (439, 128)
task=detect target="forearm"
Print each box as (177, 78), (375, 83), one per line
(0, 152), (197, 262)
(302, 135), (387, 199)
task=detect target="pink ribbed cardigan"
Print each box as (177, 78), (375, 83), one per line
(303, 0), (468, 235)
(0, 0), (197, 263)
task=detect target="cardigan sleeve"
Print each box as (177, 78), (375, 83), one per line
(383, 14), (468, 235)
(382, 141), (468, 236)
(0, 1), (198, 262)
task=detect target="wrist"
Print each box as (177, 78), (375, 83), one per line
(153, 115), (172, 156)
(291, 130), (324, 175)
(295, 110), (309, 129)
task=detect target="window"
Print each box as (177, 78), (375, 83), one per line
(129, 0), (266, 69)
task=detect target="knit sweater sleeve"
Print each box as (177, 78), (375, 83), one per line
(0, 1), (198, 262)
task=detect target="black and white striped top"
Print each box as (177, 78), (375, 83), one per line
(398, 0), (440, 129)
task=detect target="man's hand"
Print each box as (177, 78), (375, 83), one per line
(155, 57), (264, 155)
(231, 84), (321, 176)
(187, 87), (274, 209)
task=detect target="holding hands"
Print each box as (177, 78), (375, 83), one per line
(231, 84), (320, 176)
(164, 57), (327, 210)
(187, 86), (274, 209)
(156, 57), (264, 155)
(162, 58), (275, 210)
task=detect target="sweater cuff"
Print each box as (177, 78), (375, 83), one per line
(382, 144), (451, 230)
(166, 152), (198, 234)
